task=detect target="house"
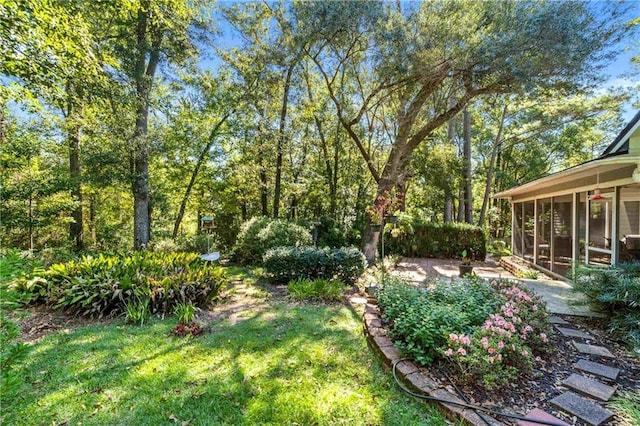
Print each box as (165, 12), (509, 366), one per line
(494, 111), (640, 278)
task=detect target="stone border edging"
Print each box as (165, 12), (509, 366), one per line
(359, 299), (504, 426)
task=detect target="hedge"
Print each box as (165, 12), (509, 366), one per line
(384, 222), (486, 261)
(232, 217), (312, 264)
(263, 246), (367, 284)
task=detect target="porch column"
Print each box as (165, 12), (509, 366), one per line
(612, 186), (620, 265)
(533, 199), (538, 264)
(572, 192), (578, 269)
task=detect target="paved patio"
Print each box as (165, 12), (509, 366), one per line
(390, 257), (603, 317)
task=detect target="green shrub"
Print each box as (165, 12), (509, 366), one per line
(0, 249), (46, 308)
(0, 312), (28, 399)
(174, 302), (197, 324)
(572, 262), (640, 348)
(377, 276), (496, 364)
(124, 295), (151, 325)
(384, 221), (486, 261)
(263, 246), (366, 284)
(41, 252), (227, 318)
(232, 217), (312, 264)
(377, 277), (551, 389)
(314, 216), (348, 248)
(288, 279), (344, 301)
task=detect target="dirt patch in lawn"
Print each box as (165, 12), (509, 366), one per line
(12, 306), (117, 343)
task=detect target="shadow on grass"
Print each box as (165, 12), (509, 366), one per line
(4, 302), (446, 426)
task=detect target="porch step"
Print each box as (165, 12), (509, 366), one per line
(574, 359), (620, 381)
(562, 373), (617, 401)
(550, 391), (613, 426)
(555, 326), (592, 339)
(572, 341), (615, 358)
(517, 408), (569, 426)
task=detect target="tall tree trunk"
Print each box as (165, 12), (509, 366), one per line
(89, 191), (97, 246)
(479, 103), (508, 227)
(444, 97), (456, 222)
(273, 64), (295, 218)
(65, 82), (84, 251)
(172, 114), (230, 238)
(463, 107), (473, 224)
(68, 115), (84, 250)
(131, 4), (161, 250)
(260, 167), (269, 216)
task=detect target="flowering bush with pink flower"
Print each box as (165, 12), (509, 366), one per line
(377, 276), (552, 389)
(442, 280), (552, 388)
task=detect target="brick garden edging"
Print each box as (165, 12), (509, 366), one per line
(359, 300), (504, 426)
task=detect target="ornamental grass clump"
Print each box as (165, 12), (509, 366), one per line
(377, 277), (552, 390)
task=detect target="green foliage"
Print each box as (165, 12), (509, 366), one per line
(609, 390), (640, 426)
(124, 296), (151, 326)
(314, 216), (348, 248)
(572, 263), (640, 348)
(377, 276), (496, 365)
(487, 240), (511, 258)
(516, 270), (540, 280)
(377, 277), (551, 389)
(288, 278), (343, 301)
(232, 217), (312, 264)
(0, 249), (47, 308)
(174, 302), (197, 324)
(0, 312), (29, 399)
(263, 246), (366, 284)
(0, 303), (446, 425)
(41, 252), (227, 318)
(384, 221), (487, 261)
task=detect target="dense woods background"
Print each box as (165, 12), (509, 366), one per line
(1, 0), (638, 260)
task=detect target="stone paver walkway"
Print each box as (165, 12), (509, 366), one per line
(390, 257), (601, 317)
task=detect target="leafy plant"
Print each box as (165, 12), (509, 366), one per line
(377, 277), (551, 388)
(232, 217), (312, 264)
(263, 246), (366, 284)
(288, 279), (343, 301)
(124, 295), (151, 325)
(571, 263), (640, 348)
(40, 252), (227, 317)
(516, 269), (539, 280)
(174, 302), (196, 324)
(461, 249), (471, 265)
(0, 311), (28, 399)
(608, 390), (640, 426)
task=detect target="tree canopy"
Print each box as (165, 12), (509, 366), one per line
(1, 0), (637, 257)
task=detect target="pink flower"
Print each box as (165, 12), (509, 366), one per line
(481, 337), (489, 349)
(539, 333), (548, 343)
(521, 350), (529, 356)
(532, 305), (538, 311)
(498, 341), (504, 349)
(459, 335), (471, 346)
(444, 348), (453, 357)
(488, 347), (495, 354)
(488, 356), (495, 364)
(457, 347), (467, 356)
(535, 356), (542, 362)
(449, 333), (458, 342)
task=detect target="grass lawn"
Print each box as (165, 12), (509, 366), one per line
(4, 301), (448, 425)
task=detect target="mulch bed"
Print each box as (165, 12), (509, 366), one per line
(13, 305), (116, 343)
(416, 314), (640, 425)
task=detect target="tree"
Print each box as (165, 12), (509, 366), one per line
(1, 0), (109, 251)
(300, 0), (632, 263)
(100, 0), (215, 249)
